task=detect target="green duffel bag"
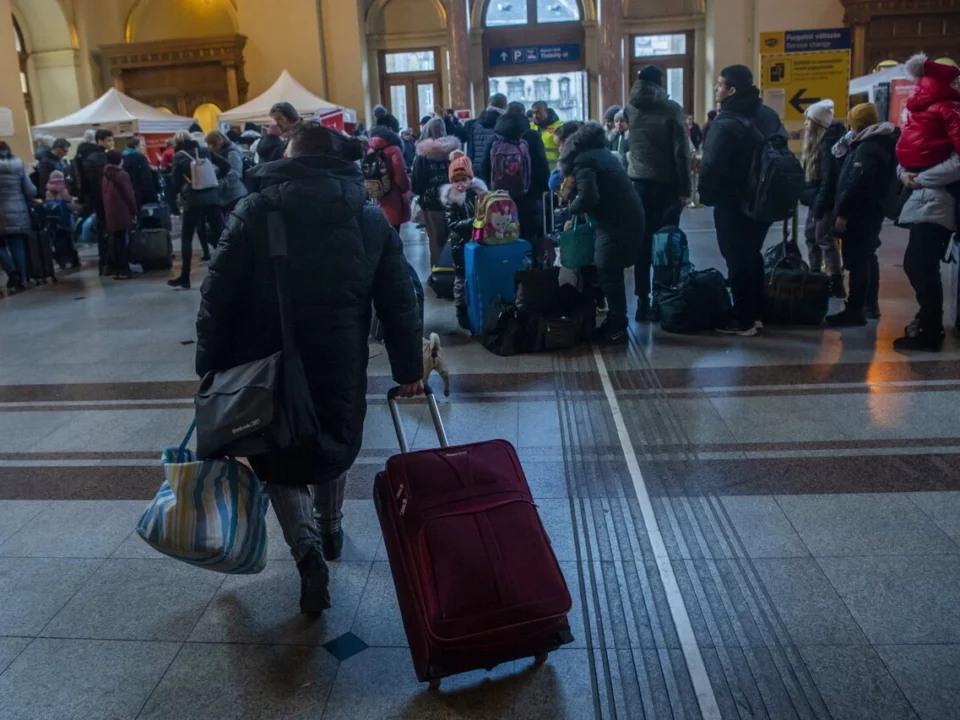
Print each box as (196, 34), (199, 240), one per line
(558, 215), (596, 269)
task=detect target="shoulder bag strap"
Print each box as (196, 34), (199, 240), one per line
(265, 206), (300, 361)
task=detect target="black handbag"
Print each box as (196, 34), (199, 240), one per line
(194, 211), (321, 460)
(762, 248), (830, 326)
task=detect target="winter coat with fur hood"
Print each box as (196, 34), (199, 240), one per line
(896, 54), (960, 169)
(411, 136), (461, 211)
(440, 178), (487, 253)
(368, 127), (412, 226)
(0, 153), (36, 236)
(560, 123), (646, 271)
(834, 122), (901, 236)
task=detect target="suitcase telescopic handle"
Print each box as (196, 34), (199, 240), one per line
(387, 383), (449, 453)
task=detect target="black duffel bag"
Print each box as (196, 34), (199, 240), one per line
(762, 244), (830, 326)
(657, 268), (732, 334)
(194, 211), (320, 460)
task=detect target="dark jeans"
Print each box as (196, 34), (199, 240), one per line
(632, 179), (681, 299)
(904, 222), (953, 333)
(516, 195), (542, 247)
(179, 205), (223, 277)
(109, 230), (131, 276)
(597, 266), (628, 332)
(839, 229), (879, 315)
(0, 235), (27, 282)
(715, 203), (771, 326)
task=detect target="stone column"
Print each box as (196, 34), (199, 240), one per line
(0, 0), (33, 159)
(30, 50), (82, 123)
(597, 0), (625, 111)
(224, 65), (240, 108)
(447, 0), (471, 111)
(851, 24), (867, 78)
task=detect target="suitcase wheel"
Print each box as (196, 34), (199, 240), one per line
(534, 651), (549, 666)
(428, 678), (441, 691)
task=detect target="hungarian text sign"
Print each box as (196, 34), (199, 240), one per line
(489, 44), (581, 67)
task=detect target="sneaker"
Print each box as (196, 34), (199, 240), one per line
(320, 529), (344, 562)
(296, 548), (331, 615)
(754, 319), (764, 332)
(716, 320), (758, 337)
(826, 307), (867, 327)
(893, 330), (944, 353)
(830, 274), (847, 299)
(596, 322), (627, 345)
(167, 275), (190, 289)
(865, 304), (881, 320)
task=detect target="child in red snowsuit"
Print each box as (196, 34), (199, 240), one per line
(896, 54), (960, 170)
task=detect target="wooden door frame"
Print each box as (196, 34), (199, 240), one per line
(629, 31), (695, 113)
(378, 48), (443, 129)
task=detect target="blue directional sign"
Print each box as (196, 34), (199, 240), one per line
(489, 44), (581, 67)
(783, 28), (850, 53)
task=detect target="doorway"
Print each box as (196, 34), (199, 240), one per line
(488, 72), (588, 122)
(378, 49), (442, 130)
(629, 32), (695, 115)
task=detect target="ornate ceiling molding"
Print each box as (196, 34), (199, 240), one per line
(842, 0), (960, 23)
(101, 35), (247, 70)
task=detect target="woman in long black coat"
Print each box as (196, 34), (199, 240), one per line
(559, 122), (646, 344)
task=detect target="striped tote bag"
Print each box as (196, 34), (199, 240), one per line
(137, 421), (270, 574)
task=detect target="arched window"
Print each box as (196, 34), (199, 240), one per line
(12, 16), (33, 126)
(193, 103), (224, 134)
(484, 0), (580, 27)
(559, 77), (571, 100)
(533, 77), (551, 99)
(873, 59), (900, 72)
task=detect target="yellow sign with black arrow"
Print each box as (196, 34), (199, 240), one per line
(758, 28), (851, 123)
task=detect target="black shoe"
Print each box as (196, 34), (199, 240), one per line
(456, 306), (471, 330)
(5, 272), (20, 290)
(826, 307), (867, 327)
(167, 275), (190, 289)
(865, 303), (881, 320)
(893, 330), (944, 353)
(635, 297), (652, 323)
(596, 322), (627, 345)
(716, 319), (758, 337)
(320, 529), (344, 562)
(201, 254), (211, 262)
(830, 274), (847, 299)
(296, 548), (331, 615)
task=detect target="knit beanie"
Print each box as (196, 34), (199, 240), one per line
(448, 150), (473, 182)
(603, 105), (622, 123)
(373, 105), (388, 119)
(848, 103), (879, 132)
(804, 99), (835, 129)
(638, 65), (664, 88)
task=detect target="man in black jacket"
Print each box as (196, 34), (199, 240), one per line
(699, 65), (787, 336)
(625, 65), (690, 320)
(36, 138), (70, 198)
(83, 129), (114, 274)
(828, 104), (900, 327)
(457, 93), (507, 183)
(196, 120), (423, 614)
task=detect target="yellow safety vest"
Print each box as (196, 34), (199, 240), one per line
(533, 119), (564, 170)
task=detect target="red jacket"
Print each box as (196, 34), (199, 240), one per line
(896, 65), (960, 169)
(160, 146), (175, 169)
(101, 165), (138, 234)
(368, 129), (411, 227)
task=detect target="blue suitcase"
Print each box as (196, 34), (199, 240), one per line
(464, 240), (532, 335)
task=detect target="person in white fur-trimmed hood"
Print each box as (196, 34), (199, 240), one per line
(440, 150), (487, 329)
(411, 117), (461, 266)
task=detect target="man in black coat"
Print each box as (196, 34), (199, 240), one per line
(451, 93), (507, 184)
(699, 64), (787, 336)
(83, 129), (115, 275)
(480, 102), (551, 242)
(196, 120), (423, 614)
(35, 138), (70, 198)
(560, 122), (646, 344)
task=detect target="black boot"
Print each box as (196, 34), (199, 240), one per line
(296, 548), (331, 615)
(826, 306), (867, 327)
(830, 274), (846, 299)
(167, 275), (190, 289)
(894, 328), (944, 353)
(456, 305), (470, 330)
(321, 529), (344, 562)
(634, 296), (652, 323)
(865, 303), (881, 320)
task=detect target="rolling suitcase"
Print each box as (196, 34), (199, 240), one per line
(427, 241), (455, 300)
(140, 203), (172, 232)
(130, 228), (174, 271)
(464, 239), (532, 335)
(26, 230), (57, 284)
(375, 386), (573, 688)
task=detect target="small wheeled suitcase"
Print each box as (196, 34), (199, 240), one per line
(140, 203), (173, 232)
(26, 229), (57, 284)
(464, 239), (532, 335)
(374, 386), (574, 688)
(130, 228), (174, 271)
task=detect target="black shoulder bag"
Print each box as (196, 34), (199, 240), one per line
(194, 210), (321, 460)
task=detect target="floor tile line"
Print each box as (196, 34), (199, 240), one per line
(592, 345), (721, 720)
(0, 636), (37, 679)
(554, 351), (613, 719)
(32, 556), (110, 639)
(903, 493), (960, 554)
(131, 640), (187, 720)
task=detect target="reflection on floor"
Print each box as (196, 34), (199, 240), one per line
(0, 207), (958, 718)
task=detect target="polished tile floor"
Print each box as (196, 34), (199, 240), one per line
(0, 208), (959, 719)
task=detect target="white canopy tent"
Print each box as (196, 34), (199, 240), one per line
(32, 88), (195, 139)
(218, 70), (357, 125)
(849, 64), (908, 100)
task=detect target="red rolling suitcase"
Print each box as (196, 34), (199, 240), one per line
(374, 386), (573, 688)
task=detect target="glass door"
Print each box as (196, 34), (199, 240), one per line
(379, 49), (443, 131)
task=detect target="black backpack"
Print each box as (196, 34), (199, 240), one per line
(739, 119), (804, 223)
(362, 149), (392, 200)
